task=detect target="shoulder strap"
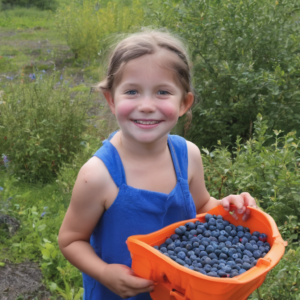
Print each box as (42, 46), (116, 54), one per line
(168, 135), (188, 180)
(93, 136), (126, 187)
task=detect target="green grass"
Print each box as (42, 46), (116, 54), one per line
(0, 7), (55, 29)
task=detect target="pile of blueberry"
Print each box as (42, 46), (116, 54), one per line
(153, 214), (270, 278)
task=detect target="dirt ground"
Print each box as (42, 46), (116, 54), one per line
(0, 261), (51, 300)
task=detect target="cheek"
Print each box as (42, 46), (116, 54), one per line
(160, 103), (180, 119)
(115, 101), (134, 120)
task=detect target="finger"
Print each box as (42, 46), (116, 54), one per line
(126, 274), (154, 290)
(121, 285), (155, 299)
(222, 195), (244, 213)
(242, 207), (251, 221)
(240, 192), (257, 208)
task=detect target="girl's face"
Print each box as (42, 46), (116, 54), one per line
(104, 52), (194, 145)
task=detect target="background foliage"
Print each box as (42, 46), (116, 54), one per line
(168, 0), (300, 150)
(0, 73), (91, 183)
(0, 0), (58, 10)
(1, 0), (300, 299)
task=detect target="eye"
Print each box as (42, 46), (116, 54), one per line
(157, 90), (170, 95)
(125, 90), (137, 95)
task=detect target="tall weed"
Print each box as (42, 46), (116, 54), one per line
(56, 0), (144, 60)
(0, 72), (91, 183)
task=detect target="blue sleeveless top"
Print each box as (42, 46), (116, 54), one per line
(82, 132), (196, 300)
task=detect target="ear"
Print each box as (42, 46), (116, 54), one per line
(103, 91), (116, 115)
(179, 92), (194, 117)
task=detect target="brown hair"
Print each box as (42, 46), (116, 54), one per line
(96, 29), (195, 133)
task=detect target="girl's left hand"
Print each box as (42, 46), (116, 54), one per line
(220, 192), (258, 221)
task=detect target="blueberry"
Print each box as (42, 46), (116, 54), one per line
(216, 223), (225, 230)
(193, 242), (200, 248)
(244, 250), (253, 258)
(177, 251), (186, 260)
(225, 241), (232, 247)
(176, 258), (185, 265)
(244, 232), (252, 240)
(204, 265), (212, 272)
(190, 255), (198, 261)
(171, 234), (179, 241)
(154, 245), (159, 250)
(185, 257), (192, 265)
(237, 231), (244, 238)
(241, 237), (248, 244)
(218, 235), (227, 243)
(209, 253), (218, 260)
(199, 251), (208, 258)
(223, 266), (231, 273)
(242, 262), (251, 270)
(166, 238), (173, 245)
(167, 243), (176, 251)
(221, 247), (229, 255)
(174, 240), (181, 247)
(217, 215), (223, 220)
(219, 253), (228, 260)
(225, 226), (232, 233)
(186, 243), (193, 250)
(205, 214), (213, 222)
(232, 253), (239, 260)
(208, 218), (216, 226)
(159, 243), (167, 249)
(239, 268), (246, 274)
(209, 225), (217, 231)
(245, 243), (254, 252)
(251, 236), (258, 242)
(228, 249), (237, 257)
(207, 271), (218, 277)
(190, 229), (197, 236)
(185, 222), (196, 230)
(230, 230), (237, 237)
(168, 250), (175, 255)
(160, 247), (167, 253)
(218, 270), (227, 277)
(253, 250), (262, 259)
(163, 252), (170, 257)
(236, 226), (244, 232)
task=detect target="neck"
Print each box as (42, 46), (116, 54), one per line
(111, 131), (169, 161)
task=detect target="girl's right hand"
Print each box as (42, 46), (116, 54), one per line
(100, 263), (155, 299)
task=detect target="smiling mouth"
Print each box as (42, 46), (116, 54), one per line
(133, 120), (161, 125)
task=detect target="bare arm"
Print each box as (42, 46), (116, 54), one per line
(58, 157), (154, 298)
(187, 141), (221, 214)
(187, 141), (258, 219)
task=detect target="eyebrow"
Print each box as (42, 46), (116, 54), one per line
(120, 82), (177, 89)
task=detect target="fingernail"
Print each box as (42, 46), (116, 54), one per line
(237, 208), (243, 214)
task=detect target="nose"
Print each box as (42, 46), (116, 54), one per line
(138, 96), (156, 113)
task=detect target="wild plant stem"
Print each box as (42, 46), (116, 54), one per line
(256, 287), (263, 300)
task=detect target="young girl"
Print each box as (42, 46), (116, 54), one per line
(58, 30), (258, 300)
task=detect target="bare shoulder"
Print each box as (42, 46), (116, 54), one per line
(58, 156), (115, 248)
(186, 141), (203, 177)
(186, 140), (210, 212)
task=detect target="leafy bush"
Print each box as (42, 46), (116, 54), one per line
(1, 0), (58, 10)
(201, 114), (300, 225)
(56, 0), (144, 59)
(158, 0), (300, 149)
(250, 247), (300, 300)
(0, 73), (91, 183)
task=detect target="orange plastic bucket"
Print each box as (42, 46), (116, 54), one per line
(127, 205), (287, 300)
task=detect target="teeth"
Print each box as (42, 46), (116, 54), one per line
(135, 120), (160, 125)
